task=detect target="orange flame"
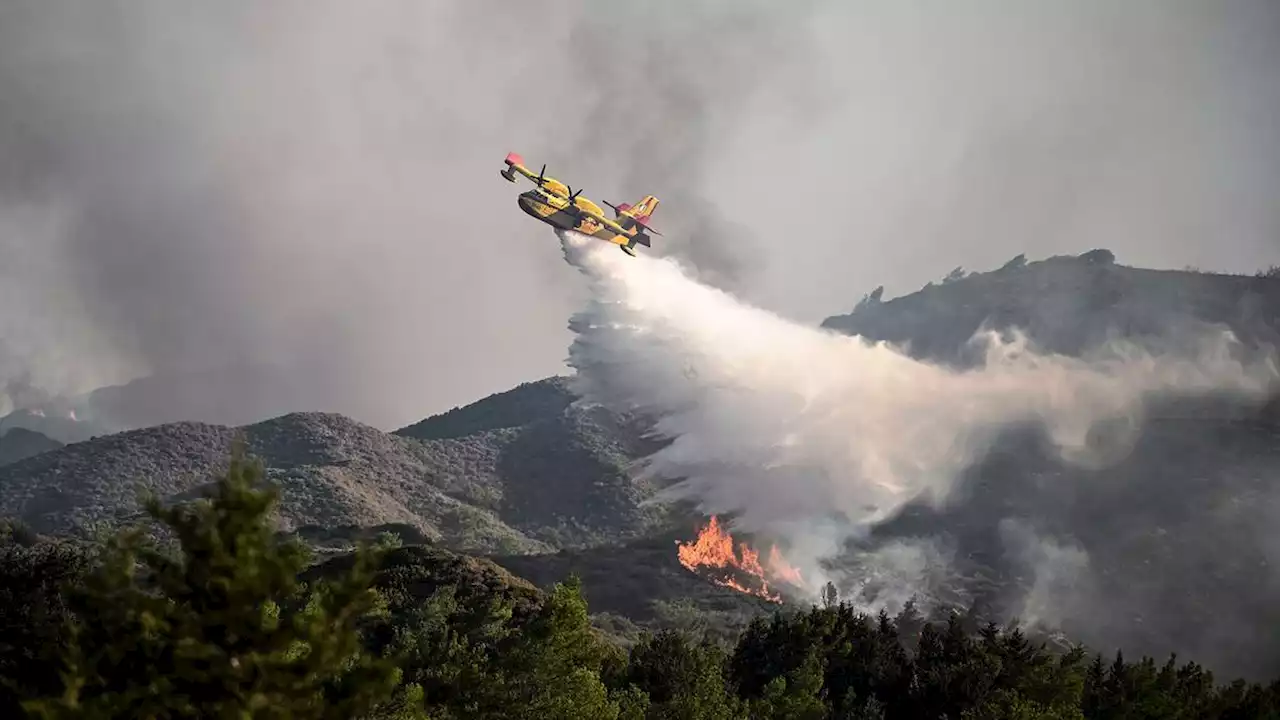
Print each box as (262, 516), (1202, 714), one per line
(768, 546), (805, 587)
(676, 516), (806, 603)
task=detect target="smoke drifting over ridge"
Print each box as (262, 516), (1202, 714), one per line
(0, 0), (826, 427)
(558, 229), (1279, 654)
(1, 1), (1278, 428)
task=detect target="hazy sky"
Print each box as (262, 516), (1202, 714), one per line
(0, 0), (1277, 428)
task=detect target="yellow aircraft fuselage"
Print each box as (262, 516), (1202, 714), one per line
(501, 152), (659, 257)
(517, 188), (633, 248)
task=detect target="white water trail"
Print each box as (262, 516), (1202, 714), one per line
(558, 229), (1277, 600)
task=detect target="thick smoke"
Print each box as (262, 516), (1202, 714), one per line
(2, 1), (1276, 429)
(0, 0), (831, 430)
(558, 229), (1278, 620)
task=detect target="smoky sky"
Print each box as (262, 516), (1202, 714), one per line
(0, 0), (1277, 429)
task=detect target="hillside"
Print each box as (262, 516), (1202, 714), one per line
(815, 251), (1280, 680)
(823, 250), (1280, 366)
(396, 378), (677, 548)
(0, 428), (62, 466)
(0, 408), (104, 445)
(396, 377), (579, 440)
(0, 395), (677, 555)
(491, 533), (782, 645)
(301, 540), (760, 651)
(853, 408), (1280, 681)
(0, 413), (549, 554)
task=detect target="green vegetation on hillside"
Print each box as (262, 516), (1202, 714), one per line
(4, 447), (1280, 718)
(494, 534), (777, 647)
(395, 378), (578, 441)
(0, 389), (673, 555)
(399, 378), (674, 549)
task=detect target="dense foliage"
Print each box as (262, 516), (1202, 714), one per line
(2, 448), (1280, 718)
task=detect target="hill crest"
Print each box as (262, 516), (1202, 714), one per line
(823, 249), (1280, 366)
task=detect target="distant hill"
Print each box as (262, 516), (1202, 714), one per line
(0, 428), (62, 466)
(396, 377), (677, 549)
(816, 250), (1280, 680)
(0, 408), (104, 445)
(0, 413), (549, 554)
(822, 250), (1280, 366)
(0, 395), (676, 554)
(397, 377), (579, 440)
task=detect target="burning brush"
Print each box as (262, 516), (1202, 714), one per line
(676, 515), (806, 603)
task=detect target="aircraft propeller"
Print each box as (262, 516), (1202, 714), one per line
(535, 164), (547, 186)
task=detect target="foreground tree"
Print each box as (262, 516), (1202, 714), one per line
(617, 629), (739, 720)
(25, 442), (420, 720)
(0, 535), (89, 714)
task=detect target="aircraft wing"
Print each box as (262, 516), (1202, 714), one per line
(501, 152), (546, 184)
(571, 203), (633, 235)
(500, 152), (575, 199)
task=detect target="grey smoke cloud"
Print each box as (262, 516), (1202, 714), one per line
(0, 0), (1276, 431)
(0, 0), (825, 427)
(997, 518), (1093, 631)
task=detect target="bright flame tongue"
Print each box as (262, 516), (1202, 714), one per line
(676, 516), (805, 603)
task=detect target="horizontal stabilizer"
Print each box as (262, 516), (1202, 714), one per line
(632, 218), (662, 236)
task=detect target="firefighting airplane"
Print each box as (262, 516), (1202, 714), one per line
(499, 152), (661, 256)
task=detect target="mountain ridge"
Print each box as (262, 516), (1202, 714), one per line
(823, 250), (1280, 366)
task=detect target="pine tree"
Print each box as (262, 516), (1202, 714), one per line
(621, 630), (738, 719)
(24, 441), (417, 720)
(487, 576), (620, 719)
(821, 582), (839, 610)
(746, 648), (826, 720)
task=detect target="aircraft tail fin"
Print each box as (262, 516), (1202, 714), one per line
(613, 195), (661, 236)
(622, 195), (659, 222)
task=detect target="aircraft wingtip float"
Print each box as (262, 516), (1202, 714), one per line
(500, 151), (661, 257)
